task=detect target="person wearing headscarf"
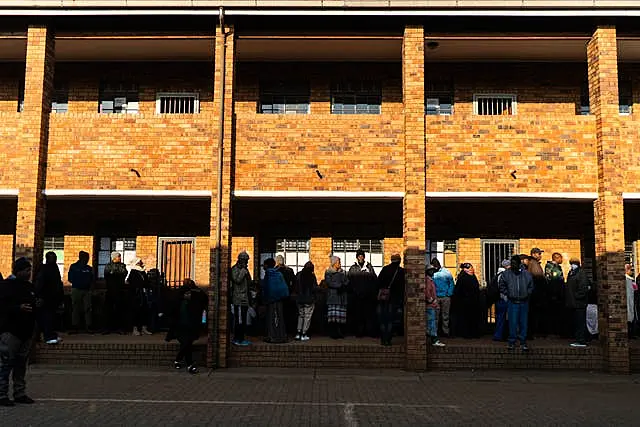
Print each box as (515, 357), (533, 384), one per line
(295, 261), (318, 341)
(35, 251), (64, 345)
(325, 256), (349, 339)
(230, 251), (252, 346)
(103, 251), (129, 334)
(376, 254), (405, 346)
(452, 262), (481, 339)
(128, 258), (151, 336)
(348, 249), (378, 338)
(262, 258), (289, 343)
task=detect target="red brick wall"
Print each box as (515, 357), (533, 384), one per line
(0, 63), (23, 113)
(0, 113), (22, 187)
(0, 234), (13, 277)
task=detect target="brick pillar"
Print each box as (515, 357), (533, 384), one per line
(208, 24), (235, 369)
(135, 236), (157, 267)
(15, 25), (55, 276)
(310, 237), (332, 273)
(588, 26), (629, 374)
(402, 25), (427, 371)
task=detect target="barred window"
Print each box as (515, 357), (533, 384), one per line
(473, 94), (516, 116)
(259, 238), (310, 279)
(331, 80), (381, 115)
(332, 239), (384, 273)
(156, 92), (199, 114)
(259, 81), (310, 114)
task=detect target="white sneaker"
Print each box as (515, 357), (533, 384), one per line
(570, 342), (587, 348)
(45, 339), (58, 345)
(301, 335), (310, 341)
(433, 340), (446, 347)
(295, 334), (301, 341)
(133, 327), (141, 336)
(141, 327), (153, 335)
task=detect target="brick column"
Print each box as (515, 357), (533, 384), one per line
(587, 26), (629, 373)
(310, 237), (332, 271)
(402, 25), (427, 371)
(208, 24), (235, 369)
(15, 25), (55, 275)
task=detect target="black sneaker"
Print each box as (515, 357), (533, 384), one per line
(14, 396), (34, 404)
(174, 361), (183, 370)
(0, 397), (14, 407)
(187, 365), (198, 374)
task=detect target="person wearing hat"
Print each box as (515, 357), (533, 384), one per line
(230, 251), (252, 346)
(348, 249), (378, 338)
(103, 251), (129, 335)
(376, 254), (405, 346)
(128, 258), (152, 336)
(0, 257), (36, 406)
(528, 247), (549, 339)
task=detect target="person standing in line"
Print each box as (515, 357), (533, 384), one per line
(0, 258), (36, 406)
(230, 251), (252, 346)
(431, 258), (454, 337)
(376, 254), (405, 346)
(103, 252), (129, 335)
(500, 255), (534, 352)
(453, 263), (481, 339)
(566, 258), (590, 348)
(545, 252), (565, 337)
(262, 258), (289, 343)
(625, 264), (637, 338)
(275, 255), (297, 336)
(68, 251), (94, 334)
(295, 261), (318, 341)
(325, 256), (349, 340)
(128, 258), (151, 336)
(348, 249), (378, 338)
(527, 248), (548, 339)
(425, 264), (445, 347)
(490, 259), (511, 342)
(35, 251), (64, 345)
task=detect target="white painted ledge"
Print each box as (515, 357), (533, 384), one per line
(426, 192), (599, 200)
(0, 189), (18, 197)
(233, 190), (405, 199)
(43, 189), (212, 198)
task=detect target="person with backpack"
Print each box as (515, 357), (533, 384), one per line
(262, 258), (289, 343)
(489, 259), (510, 342)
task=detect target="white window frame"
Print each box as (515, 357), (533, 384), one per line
(43, 236), (65, 277)
(473, 94), (517, 116)
(331, 239), (384, 274)
(155, 92), (200, 114)
(259, 238), (310, 279)
(97, 237), (137, 279)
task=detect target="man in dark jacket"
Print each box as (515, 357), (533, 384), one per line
(35, 251), (64, 344)
(545, 252), (566, 337)
(68, 251), (94, 334)
(103, 252), (129, 334)
(566, 258), (590, 348)
(275, 255), (297, 336)
(499, 255), (534, 352)
(376, 254), (405, 346)
(0, 257), (36, 406)
(348, 249), (378, 338)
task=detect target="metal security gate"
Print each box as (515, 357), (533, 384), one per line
(159, 237), (196, 288)
(482, 240), (518, 324)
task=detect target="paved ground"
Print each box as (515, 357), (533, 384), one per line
(2, 366), (640, 426)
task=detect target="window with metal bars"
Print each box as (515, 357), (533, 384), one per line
(99, 82), (139, 114)
(44, 236), (65, 277)
(97, 237), (137, 279)
(259, 81), (310, 114)
(331, 80), (381, 115)
(332, 239), (384, 273)
(156, 92), (199, 114)
(473, 94), (516, 116)
(259, 238), (310, 279)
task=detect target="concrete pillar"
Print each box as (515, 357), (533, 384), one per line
(588, 26), (629, 374)
(402, 24), (427, 371)
(15, 25), (55, 277)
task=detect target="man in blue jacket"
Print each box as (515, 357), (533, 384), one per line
(431, 258), (454, 337)
(68, 251), (94, 334)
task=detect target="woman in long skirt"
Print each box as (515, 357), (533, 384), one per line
(325, 256), (349, 339)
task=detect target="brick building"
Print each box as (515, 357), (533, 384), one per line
(0, 1), (639, 372)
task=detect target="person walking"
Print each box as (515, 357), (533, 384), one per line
(377, 254), (405, 346)
(325, 256), (349, 340)
(35, 251), (64, 345)
(103, 252), (129, 334)
(431, 258), (454, 337)
(166, 279), (208, 374)
(453, 263), (481, 339)
(262, 258), (289, 343)
(566, 258), (590, 348)
(500, 255), (534, 352)
(230, 251), (252, 346)
(68, 251), (94, 334)
(128, 259), (151, 336)
(295, 261), (318, 341)
(425, 264), (445, 347)
(0, 258), (36, 406)
(348, 249), (378, 338)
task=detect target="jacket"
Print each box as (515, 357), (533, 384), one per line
(104, 262), (128, 291)
(626, 275), (636, 323)
(68, 260), (93, 291)
(433, 268), (455, 298)
(325, 268), (349, 306)
(276, 265), (296, 293)
(499, 269), (534, 303)
(425, 276), (438, 309)
(166, 284), (208, 342)
(348, 262), (378, 299)
(453, 271), (480, 307)
(262, 267), (289, 304)
(0, 277), (36, 341)
(377, 262), (405, 306)
(566, 267), (589, 310)
(35, 262), (64, 309)
(295, 268), (318, 305)
(528, 258), (545, 279)
(128, 267), (149, 307)
(230, 263), (252, 306)
(545, 261), (565, 303)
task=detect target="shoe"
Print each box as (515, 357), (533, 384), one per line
(0, 397), (14, 407)
(507, 343), (515, 351)
(232, 340), (241, 346)
(45, 339), (58, 345)
(14, 396), (35, 404)
(132, 327), (141, 336)
(433, 340), (446, 347)
(570, 343), (587, 348)
(301, 335), (310, 341)
(141, 327), (153, 336)
(521, 344), (529, 352)
(295, 334), (302, 341)
(187, 365), (198, 374)
(55, 337), (63, 343)
(174, 361), (183, 370)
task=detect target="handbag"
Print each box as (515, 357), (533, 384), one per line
(377, 267), (399, 302)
